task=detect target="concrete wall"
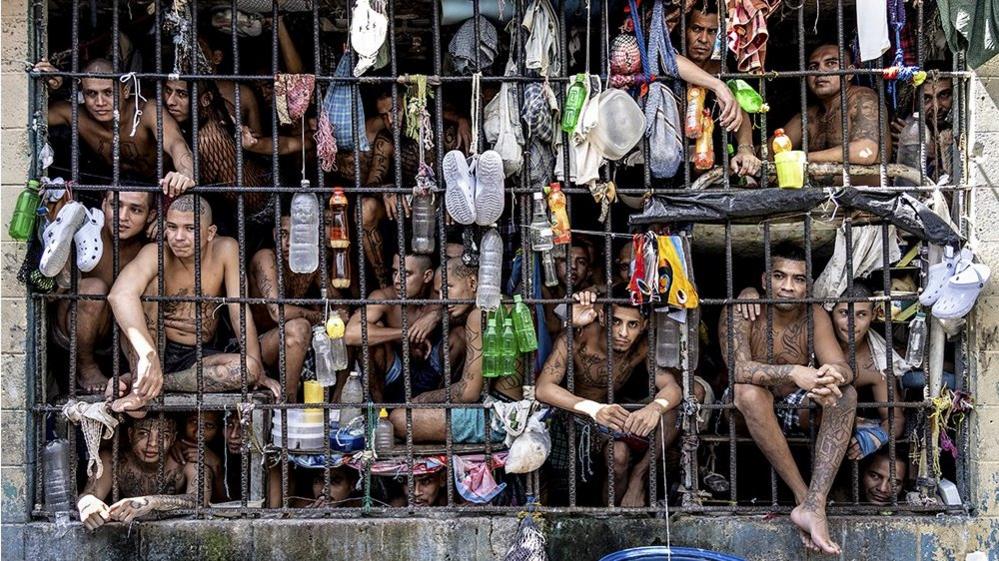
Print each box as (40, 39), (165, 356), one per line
(2, 3), (999, 560)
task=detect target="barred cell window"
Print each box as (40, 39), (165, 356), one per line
(24, 0), (974, 551)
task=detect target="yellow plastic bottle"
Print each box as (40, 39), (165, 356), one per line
(547, 183), (571, 245)
(772, 128), (792, 154)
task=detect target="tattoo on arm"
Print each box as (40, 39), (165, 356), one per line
(719, 308), (797, 386)
(850, 89), (881, 144)
(144, 493), (199, 512)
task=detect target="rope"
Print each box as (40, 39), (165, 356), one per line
(119, 72), (146, 137)
(62, 399), (119, 479)
(470, 73), (482, 156)
(659, 414), (671, 561)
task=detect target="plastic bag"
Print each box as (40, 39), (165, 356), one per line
(505, 410), (551, 474)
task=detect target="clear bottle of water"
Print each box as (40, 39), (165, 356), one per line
(43, 439), (75, 514)
(411, 192), (435, 254)
(326, 312), (349, 371)
(906, 311), (927, 368)
(476, 228), (503, 311)
(895, 114), (924, 187)
(529, 193), (559, 287)
(655, 309), (681, 369)
(289, 182), (320, 274)
(339, 371), (364, 429)
(374, 408), (394, 453)
(311, 324), (336, 387)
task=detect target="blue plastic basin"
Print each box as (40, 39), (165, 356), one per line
(599, 546), (747, 561)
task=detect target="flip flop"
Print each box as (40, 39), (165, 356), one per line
(919, 246), (964, 307)
(443, 150), (476, 225)
(932, 261), (991, 319)
(74, 206), (104, 273)
(39, 201), (87, 278)
(472, 149), (505, 226)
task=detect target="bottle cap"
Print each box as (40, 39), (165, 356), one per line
(326, 313), (346, 338)
(533, 192), (543, 200)
(774, 128), (785, 136)
(379, 408), (388, 418)
(514, 294), (523, 303)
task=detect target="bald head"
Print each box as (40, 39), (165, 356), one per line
(83, 58), (114, 74)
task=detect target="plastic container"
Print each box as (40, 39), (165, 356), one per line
(511, 295), (538, 353)
(339, 371), (364, 429)
(271, 409), (327, 450)
(591, 89), (646, 160)
(692, 109), (714, 170)
(599, 546), (748, 561)
(289, 183), (320, 274)
(895, 114), (924, 187)
(528, 192), (550, 250)
(374, 408), (394, 453)
(547, 183), (571, 245)
(483, 315), (499, 378)
(326, 312), (349, 371)
(685, 87), (706, 139)
(906, 311), (926, 368)
(501, 318), (517, 376)
(476, 228), (503, 311)
(411, 192), (436, 254)
(328, 188), (350, 249)
(312, 324), (336, 387)
(774, 150), (806, 188)
(303, 380), (324, 414)
(772, 128), (793, 154)
(655, 309), (681, 369)
(8, 179), (41, 241)
(561, 74), (588, 133)
(43, 439), (75, 513)
(331, 247), (351, 289)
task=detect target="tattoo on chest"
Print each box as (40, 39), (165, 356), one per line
(119, 463), (185, 498)
(751, 317), (808, 365)
(574, 350), (631, 390)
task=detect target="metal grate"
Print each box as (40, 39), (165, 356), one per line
(26, 0), (971, 519)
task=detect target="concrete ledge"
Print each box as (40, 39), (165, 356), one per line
(1, 515), (996, 561)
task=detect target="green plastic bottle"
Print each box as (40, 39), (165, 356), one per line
(561, 74), (588, 133)
(511, 295), (537, 353)
(482, 315), (499, 378)
(501, 319), (517, 377)
(8, 179), (41, 241)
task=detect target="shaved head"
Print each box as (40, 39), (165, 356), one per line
(83, 58), (114, 74)
(169, 194), (213, 225)
(446, 256), (476, 281)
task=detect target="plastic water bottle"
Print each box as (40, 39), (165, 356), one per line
(8, 179), (41, 241)
(906, 311), (927, 368)
(511, 295), (538, 353)
(476, 228), (503, 311)
(529, 192), (559, 287)
(339, 371), (364, 428)
(326, 312), (349, 371)
(895, 114), (924, 187)
(655, 309), (681, 369)
(411, 192), (435, 254)
(374, 408), (394, 453)
(483, 316), (499, 378)
(289, 182), (320, 274)
(328, 187), (350, 249)
(501, 318), (517, 376)
(331, 247), (351, 289)
(561, 74), (588, 133)
(43, 439), (75, 514)
(311, 325), (336, 387)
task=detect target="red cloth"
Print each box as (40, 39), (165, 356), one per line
(726, 0), (781, 73)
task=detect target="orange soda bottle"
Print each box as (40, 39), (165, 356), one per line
(328, 188), (350, 249)
(685, 87), (706, 139)
(547, 183), (571, 245)
(692, 110), (715, 171)
(772, 128), (793, 154)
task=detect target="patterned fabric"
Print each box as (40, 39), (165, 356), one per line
(448, 16), (499, 75)
(274, 73), (315, 125)
(610, 33), (642, 76)
(726, 0), (780, 73)
(521, 82), (556, 143)
(321, 55), (370, 153)
(776, 388), (810, 436)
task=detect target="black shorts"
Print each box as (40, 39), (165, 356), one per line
(162, 340), (223, 374)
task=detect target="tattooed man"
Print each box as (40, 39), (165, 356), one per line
(389, 257), (524, 443)
(35, 58), (195, 197)
(775, 44), (885, 184)
(107, 195), (280, 415)
(77, 416), (211, 529)
(536, 284), (685, 507)
(718, 241), (855, 555)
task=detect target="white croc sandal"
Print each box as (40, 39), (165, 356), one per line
(443, 150), (476, 225)
(919, 246), (965, 307)
(932, 261), (991, 320)
(472, 149), (505, 226)
(74, 206), (104, 273)
(39, 201), (87, 277)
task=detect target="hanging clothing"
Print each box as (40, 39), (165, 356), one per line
(321, 55), (370, 153)
(936, 0), (999, 69)
(726, 0), (780, 73)
(856, 0), (891, 62)
(522, 0), (561, 77)
(813, 224), (902, 308)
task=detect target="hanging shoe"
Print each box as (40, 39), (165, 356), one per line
(74, 206), (104, 273)
(919, 246), (963, 307)
(444, 150), (476, 225)
(39, 201), (87, 278)
(472, 149), (505, 226)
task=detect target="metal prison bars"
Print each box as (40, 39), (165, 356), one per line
(25, 0), (970, 518)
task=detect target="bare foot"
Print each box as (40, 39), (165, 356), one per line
(77, 364), (110, 394)
(791, 503), (840, 555)
(620, 483), (647, 508)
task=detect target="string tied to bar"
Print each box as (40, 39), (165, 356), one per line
(470, 72), (483, 157)
(884, 0), (925, 108)
(118, 72), (146, 137)
(62, 399), (119, 479)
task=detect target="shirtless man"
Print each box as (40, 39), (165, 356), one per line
(76, 416), (211, 530)
(682, 2), (762, 178)
(776, 45), (883, 174)
(542, 241), (598, 341)
(536, 285), (684, 507)
(891, 72), (954, 182)
(35, 58), (195, 196)
(719, 241), (855, 555)
(107, 195), (279, 414)
(389, 257), (524, 443)
(170, 411), (225, 502)
(52, 191), (155, 392)
(344, 253), (440, 401)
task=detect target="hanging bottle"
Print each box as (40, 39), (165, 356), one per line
(547, 183), (571, 245)
(906, 311), (927, 368)
(374, 408), (394, 453)
(483, 315), (499, 378)
(339, 371), (364, 429)
(326, 311), (349, 371)
(311, 324), (336, 387)
(9, 179), (41, 241)
(290, 180), (320, 274)
(501, 318), (517, 376)
(655, 309), (681, 369)
(476, 228), (503, 311)
(529, 192), (559, 287)
(331, 247), (351, 289)
(511, 294), (538, 353)
(43, 439), (74, 514)
(692, 110), (715, 171)
(328, 187), (350, 249)
(685, 87), (706, 139)
(561, 74), (588, 133)
(411, 191), (436, 254)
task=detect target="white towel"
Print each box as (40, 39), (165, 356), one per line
(857, 0), (891, 62)
(867, 329), (911, 378)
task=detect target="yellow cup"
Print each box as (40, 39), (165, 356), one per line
(303, 380), (323, 414)
(774, 150), (806, 188)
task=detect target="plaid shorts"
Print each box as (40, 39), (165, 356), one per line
(720, 386), (810, 437)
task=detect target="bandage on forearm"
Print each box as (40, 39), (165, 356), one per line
(573, 399), (604, 421)
(653, 398), (671, 413)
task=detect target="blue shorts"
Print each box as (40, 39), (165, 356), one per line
(452, 401), (508, 444)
